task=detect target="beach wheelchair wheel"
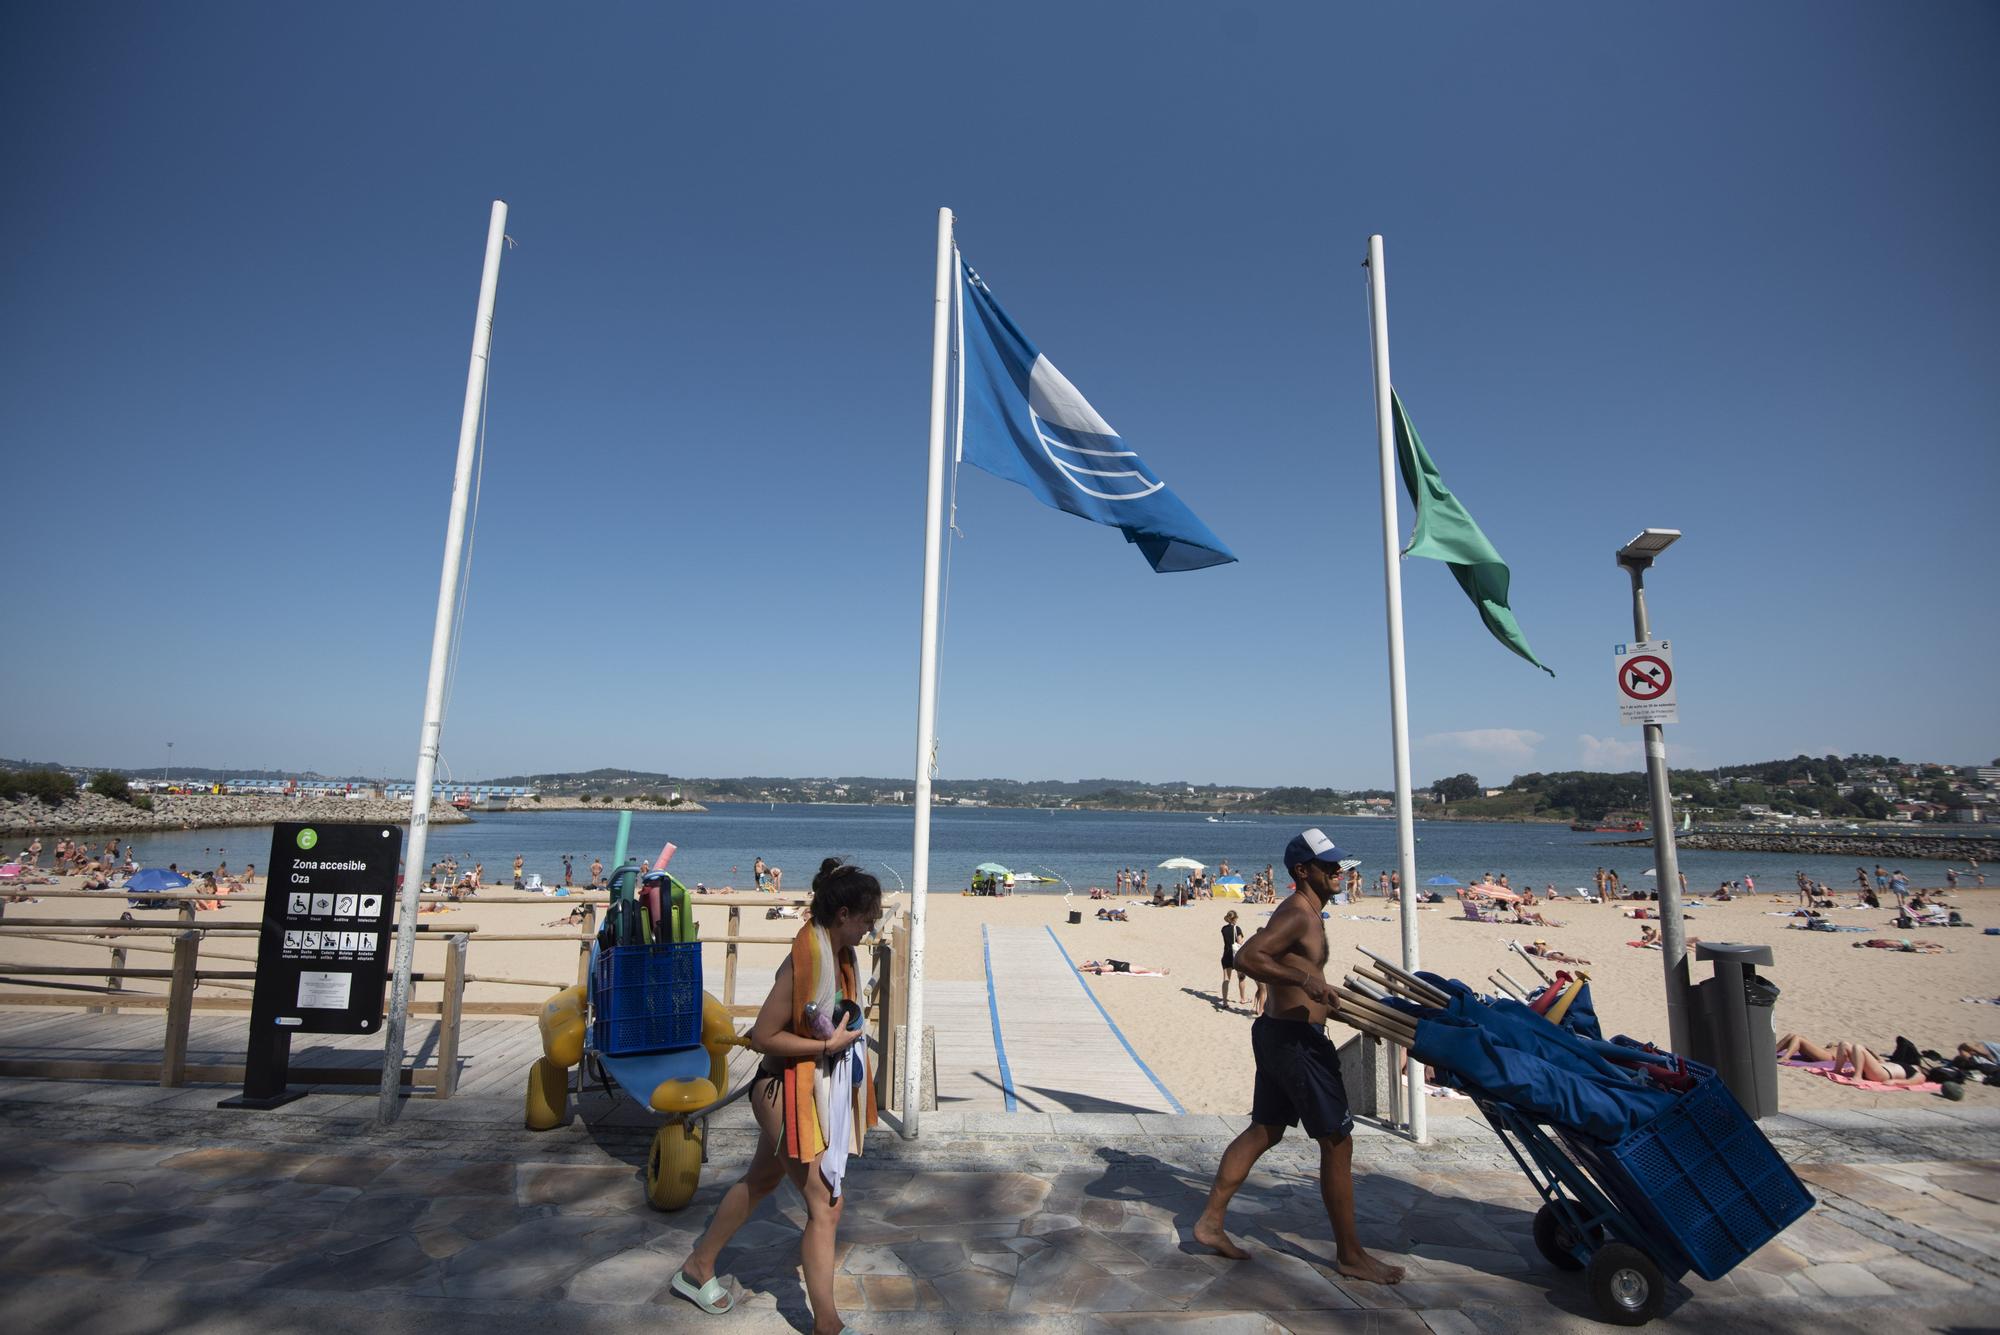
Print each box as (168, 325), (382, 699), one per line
(1532, 1202), (1587, 1272)
(647, 1122), (703, 1211)
(525, 1056), (568, 1131)
(1586, 1241), (1665, 1326)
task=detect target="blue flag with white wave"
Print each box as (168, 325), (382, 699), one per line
(957, 257), (1236, 573)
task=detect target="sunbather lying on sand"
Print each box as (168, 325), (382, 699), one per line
(1776, 1033), (1838, 1062)
(1079, 959), (1168, 976)
(1832, 1041), (1930, 1085)
(1524, 939), (1589, 965)
(1856, 938), (1947, 953)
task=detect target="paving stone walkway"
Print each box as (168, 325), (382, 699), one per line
(0, 1078), (1996, 1333)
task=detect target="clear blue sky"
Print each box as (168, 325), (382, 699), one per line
(4, 3), (1995, 789)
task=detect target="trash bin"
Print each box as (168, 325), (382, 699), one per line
(1067, 910), (1082, 924)
(1687, 942), (1780, 1119)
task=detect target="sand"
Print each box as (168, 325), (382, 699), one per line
(4, 876), (1995, 1119)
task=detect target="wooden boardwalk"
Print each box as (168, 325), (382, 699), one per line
(0, 924), (1177, 1117)
(0, 1008), (491, 1087)
(977, 924), (1179, 1115)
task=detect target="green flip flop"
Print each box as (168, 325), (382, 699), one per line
(670, 1269), (734, 1315)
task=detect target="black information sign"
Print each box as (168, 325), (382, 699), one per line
(219, 821), (401, 1110)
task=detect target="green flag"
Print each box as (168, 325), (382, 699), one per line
(1392, 390), (1554, 676)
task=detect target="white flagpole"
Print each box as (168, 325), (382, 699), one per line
(378, 200), (508, 1124)
(903, 205), (954, 1137)
(1364, 234), (1426, 1145)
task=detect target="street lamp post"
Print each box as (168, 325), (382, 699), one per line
(166, 741), (174, 790)
(1616, 529), (1690, 1055)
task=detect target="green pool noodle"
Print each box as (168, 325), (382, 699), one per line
(611, 811), (632, 898)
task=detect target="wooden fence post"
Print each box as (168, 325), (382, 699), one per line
(888, 910), (911, 1112)
(435, 933), (468, 1098)
(873, 921), (895, 1114)
(159, 930), (199, 1088)
(92, 946), (128, 1016)
(724, 905), (740, 1007)
(576, 905), (596, 987)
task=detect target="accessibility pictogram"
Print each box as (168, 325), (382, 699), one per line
(1614, 640), (1679, 726)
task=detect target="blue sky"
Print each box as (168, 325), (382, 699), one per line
(3, 3), (1995, 790)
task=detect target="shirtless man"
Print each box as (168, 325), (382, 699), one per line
(1192, 828), (1404, 1285)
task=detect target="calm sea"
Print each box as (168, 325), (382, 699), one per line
(111, 804), (1971, 893)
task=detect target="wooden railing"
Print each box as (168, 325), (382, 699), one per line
(0, 887), (916, 1108)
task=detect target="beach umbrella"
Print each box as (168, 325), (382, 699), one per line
(1424, 874), (1461, 887)
(973, 862), (1012, 876)
(1158, 856), (1205, 871)
(125, 869), (191, 892)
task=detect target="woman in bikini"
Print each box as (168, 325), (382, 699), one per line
(1832, 1041), (1929, 1085)
(674, 859), (880, 1332)
(1220, 910), (1246, 1008)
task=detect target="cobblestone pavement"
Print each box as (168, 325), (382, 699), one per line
(0, 1078), (1996, 1333)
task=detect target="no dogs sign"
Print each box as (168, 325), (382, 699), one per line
(1615, 640), (1678, 726)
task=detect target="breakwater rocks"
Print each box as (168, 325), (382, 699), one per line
(502, 796), (708, 814)
(0, 792), (469, 839)
(1604, 830), (1994, 862)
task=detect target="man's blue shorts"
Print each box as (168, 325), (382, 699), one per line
(1250, 1016), (1354, 1141)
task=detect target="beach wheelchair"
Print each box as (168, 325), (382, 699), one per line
(525, 866), (750, 1209)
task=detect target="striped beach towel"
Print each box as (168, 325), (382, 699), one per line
(781, 922), (877, 1183)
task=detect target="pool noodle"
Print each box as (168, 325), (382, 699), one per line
(611, 811), (632, 896)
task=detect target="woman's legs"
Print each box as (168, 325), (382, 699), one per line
(1834, 1042), (1895, 1082)
(785, 1154), (848, 1335)
(1776, 1034), (1835, 1062)
(1219, 967), (1233, 1004)
(680, 1074), (786, 1289)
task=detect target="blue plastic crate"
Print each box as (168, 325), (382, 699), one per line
(1562, 1063), (1813, 1281)
(592, 942), (702, 1055)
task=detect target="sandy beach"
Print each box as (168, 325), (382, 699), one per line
(3, 875), (1995, 1120)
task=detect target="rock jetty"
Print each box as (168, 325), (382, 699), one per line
(0, 792), (469, 839)
(1604, 830), (1994, 862)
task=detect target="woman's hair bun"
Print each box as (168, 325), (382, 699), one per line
(809, 857), (882, 926)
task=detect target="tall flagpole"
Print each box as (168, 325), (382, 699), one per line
(378, 200), (508, 1124)
(904, 205), (954, 1137)
(1364, 234), (1426, 1145)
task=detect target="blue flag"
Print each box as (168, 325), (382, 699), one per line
(957, 256), (1236, 572)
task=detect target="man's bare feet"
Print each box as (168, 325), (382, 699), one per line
(1193, 1216), (1249, 1259)
(1336, 1249), (1405, 1285)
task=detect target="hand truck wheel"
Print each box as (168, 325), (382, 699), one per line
(1587, 1241), (1666, 1326)
(1532, 1202), (1587, 1272)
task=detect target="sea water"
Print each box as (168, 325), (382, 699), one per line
(110, 804), (1976, 895)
